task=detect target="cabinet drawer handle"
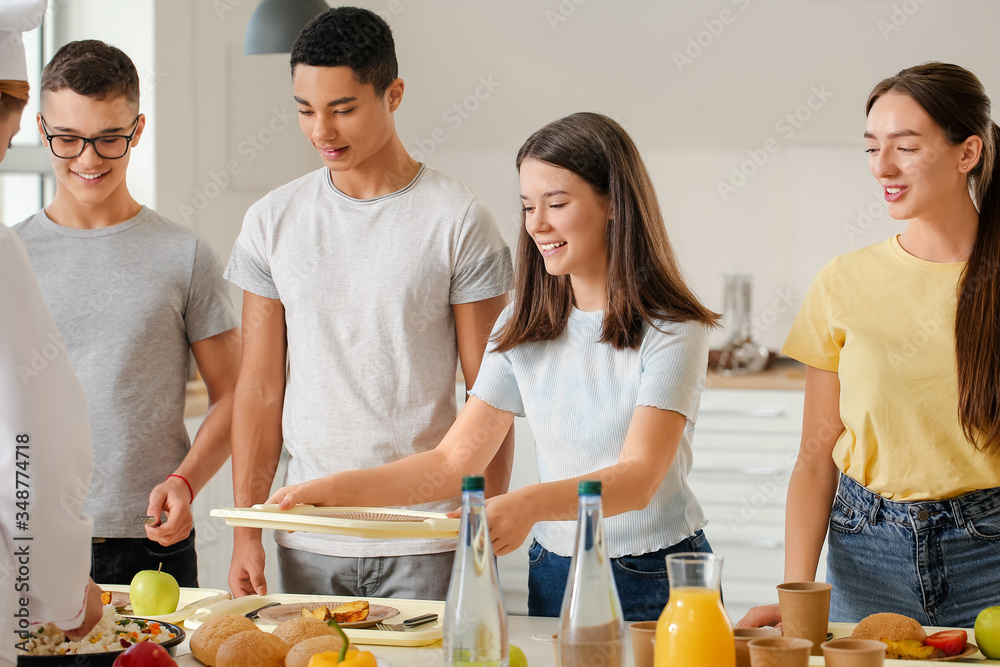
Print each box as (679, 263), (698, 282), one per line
(700, 408), (787, 418)
(714, 538), (784, 550)
(692, 466), (783, 477)
(744, 539), (782, 549)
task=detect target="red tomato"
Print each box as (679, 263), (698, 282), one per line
(925, 630), (968, 656)
(111, 641), (177, 666)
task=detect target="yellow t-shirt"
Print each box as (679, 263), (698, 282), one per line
(783, 235), (1000, 500)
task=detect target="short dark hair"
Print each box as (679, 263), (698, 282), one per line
(290, 7), (397, 96)
(40, 40), (139, 109)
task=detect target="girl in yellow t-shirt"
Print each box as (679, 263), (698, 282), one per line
(739, 62), (1000, 628)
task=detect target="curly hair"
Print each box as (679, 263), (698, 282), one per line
(290, 7), (397, 96)
(40, 40), (139, 108)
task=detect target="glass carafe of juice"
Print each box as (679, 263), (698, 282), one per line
(654, 552), (734, 667)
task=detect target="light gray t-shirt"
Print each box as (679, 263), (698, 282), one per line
(14, 207), (238, 538)
(470, 305), (709, 558)
(225, 165), (512, 558)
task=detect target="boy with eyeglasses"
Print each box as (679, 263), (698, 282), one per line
(225, 7), (513, 600)
(13, 40), (241, 587)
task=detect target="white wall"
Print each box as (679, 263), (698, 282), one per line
(145, 0), (998, 348)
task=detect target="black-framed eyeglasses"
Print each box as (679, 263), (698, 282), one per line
(39, 115), (140, 159)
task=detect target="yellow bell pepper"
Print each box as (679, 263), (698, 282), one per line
(338, 649), (379, 667)
(307, 617), (379, 667)
(307, 651), (342, 667)
(307, 649), (378, 667)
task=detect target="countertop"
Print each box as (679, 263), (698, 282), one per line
(706, 356), (806, 391)
(169, 615), (999, 666)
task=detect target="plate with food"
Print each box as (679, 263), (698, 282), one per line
(256, 599), (400, 628)
(16, 605), (185, 666)
(850, 612), (979, 661)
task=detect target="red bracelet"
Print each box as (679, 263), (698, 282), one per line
(168, 474), (194, 504)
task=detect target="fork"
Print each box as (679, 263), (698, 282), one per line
(375, 613), (438, 631)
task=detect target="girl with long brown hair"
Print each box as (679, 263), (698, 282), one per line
(740, 62), (1000, 628)
(268, 112), (719, 620)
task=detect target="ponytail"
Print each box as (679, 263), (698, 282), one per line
(956, 120), (1000, 453)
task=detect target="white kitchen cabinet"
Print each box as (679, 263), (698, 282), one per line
(688, 387), (826, 622)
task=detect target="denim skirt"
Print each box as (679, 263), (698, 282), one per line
(826, 473), (1000, 626)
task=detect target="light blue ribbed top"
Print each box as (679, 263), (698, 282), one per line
(469, 304), (709, 558)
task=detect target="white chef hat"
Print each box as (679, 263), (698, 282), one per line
(0, 0), (47, 82)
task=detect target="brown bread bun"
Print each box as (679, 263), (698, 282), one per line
(272, 615), (336, 646)
(189, 614), (259, 666)
(284, 634), (354, 667)
(851, 612), (927, 643)
(215, 629), (290, 667)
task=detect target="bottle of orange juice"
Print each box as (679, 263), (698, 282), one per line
(654, 553), (734, 667)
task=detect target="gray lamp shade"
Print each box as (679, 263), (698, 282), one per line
(244, 0), (330, 55)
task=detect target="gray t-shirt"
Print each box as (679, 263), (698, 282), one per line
(225, 165), (512, 557)
(14, 207), (238, 538)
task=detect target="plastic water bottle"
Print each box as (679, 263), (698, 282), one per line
(557, 480), (624, 667)
(443, 475), (509, 666)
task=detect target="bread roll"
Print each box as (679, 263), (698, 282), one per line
(216, 629), (289, 667)
(851, 612), (927, 642)
(189, 614), (259, 666)
(285, 634), (354, 667)
(272, 615), (336, 646)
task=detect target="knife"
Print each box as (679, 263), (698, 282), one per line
(377, 613), (439, 631)
(245, 602), (281, 620)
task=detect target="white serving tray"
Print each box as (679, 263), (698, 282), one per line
(210, 505), (459, 539)
(184, 593), (445, 647)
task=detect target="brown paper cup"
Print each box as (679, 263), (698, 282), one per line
(748, 637), (813, 667)
(735, 627), (782, 667)
(821, 638), (886, 667)
(777, 582), (832, 655)
(629, 621), (657, 667)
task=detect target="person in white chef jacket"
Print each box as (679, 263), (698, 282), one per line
(0, 2), (103, 664)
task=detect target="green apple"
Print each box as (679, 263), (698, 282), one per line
(975, 606), (1000, 659)
(509, 644), (528, 667)
(129, 563), (179, 616)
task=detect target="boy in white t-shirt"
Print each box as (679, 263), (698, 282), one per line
(225, 7), (513, 600)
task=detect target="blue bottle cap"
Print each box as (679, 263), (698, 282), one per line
(578, 480), (601, 495)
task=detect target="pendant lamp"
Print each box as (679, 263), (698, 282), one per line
(244, 0), (330, 55)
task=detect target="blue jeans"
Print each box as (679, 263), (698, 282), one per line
(90, 529), (199, 587)
(527, 530), (713, 621)
(827, 473), (1000, 627)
